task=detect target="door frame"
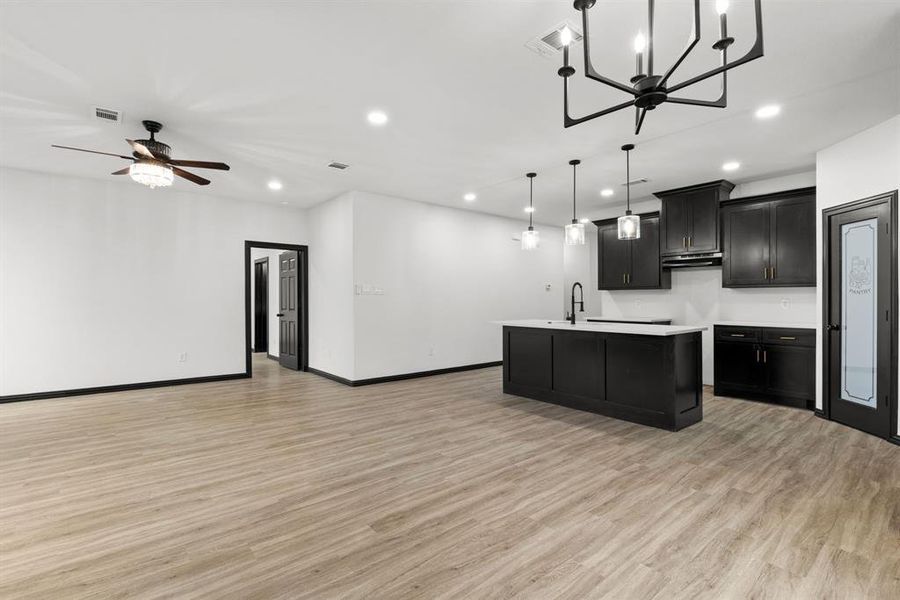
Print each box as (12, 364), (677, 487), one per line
(244, 241), (308, 377)
(820, 191), (898, 444)
(252, 257), (269, 354)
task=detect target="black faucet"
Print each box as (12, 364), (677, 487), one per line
(570, 282), (584, 325)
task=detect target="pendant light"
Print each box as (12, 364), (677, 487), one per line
(565, 159), (586, 245)
(617, 144), (641, 240)
(521, 172), (540, 250)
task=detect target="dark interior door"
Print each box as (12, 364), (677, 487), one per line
(628, 215), (660, 288)
(253, 258), (268, 353)
(278, 250), (300, 370)
(598, 225), (630, 289)
(827, 200), (892, 439)
(770, 195), (816, 285)
(722, 202), (769, 286)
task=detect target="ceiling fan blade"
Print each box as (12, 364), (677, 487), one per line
(172, 166), (210, 186)
(111, 167), (131, 175)
(126, 139), (156, 159)
(168, 159), (230, 171)
(51, 144), (132, 160)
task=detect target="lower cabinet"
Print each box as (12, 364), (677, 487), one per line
(713, 325), (815, 408)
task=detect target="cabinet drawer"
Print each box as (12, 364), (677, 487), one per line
(714, 326), (761, 342)
(762, 328), (815, 347)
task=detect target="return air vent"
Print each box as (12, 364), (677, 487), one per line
(327, 161), (349, 170)
(93, 106), (122, 124)
(525, 21), (583, 58)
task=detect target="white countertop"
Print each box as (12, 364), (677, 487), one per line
(495, 319), (706, 337)
(716, 321), (816, 330)
(585, 315), (672, 324)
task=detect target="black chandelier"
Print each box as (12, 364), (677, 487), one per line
(558, 0), (764, 134)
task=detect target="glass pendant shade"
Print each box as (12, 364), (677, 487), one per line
(618, 212), (641, 240)
(565, 221), (585, 245)
(521, 227), (540, 250)
(129, 161), (174, 189)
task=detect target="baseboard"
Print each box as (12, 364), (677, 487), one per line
(0, 373), (249, 404)
(266, 353), (279, 361)
(889, 434), (900, 446)
(308, 361), (503, 387)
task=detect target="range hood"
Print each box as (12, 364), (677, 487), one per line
(661, 252), (723, 269)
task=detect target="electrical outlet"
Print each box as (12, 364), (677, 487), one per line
(178, 352), (188, 363)
(781, 298), (791, 309)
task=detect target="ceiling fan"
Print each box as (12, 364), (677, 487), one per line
(51, 120), (230, 188)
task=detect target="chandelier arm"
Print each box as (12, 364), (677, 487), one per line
(580, 6), (639, 96)
(667, 48), (728, 108)
(634, 107), (648, 135)
(657, 0), (700, 89)
(667, 0), (763, 94)
(563, 73), (635, 127)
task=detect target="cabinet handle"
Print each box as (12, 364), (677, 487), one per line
(771, 266), (775, 279)
(756, 349), (760, 362)
(682, 236), (687, 248)
(627, 273), (631, 284)
(730, 333), (745, 337)
(623, 273), (626, 285)
(779, 336), (796, 341)
(763, 350), (767, 363)
(763, 267), (768, 280)
(688, 236), (692, 247)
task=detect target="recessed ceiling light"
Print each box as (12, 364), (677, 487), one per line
(367, 110), (388, 126)
(755, 104), (781, 119)
(267, 180), (283, 191)
(524, 206), (535, 213)
(280, 201), (288, 205)
(600, 188), (614, 197)
(579, 218), (591, 224)
(463, 192), (477, 202)
(722, 161), (741, 172)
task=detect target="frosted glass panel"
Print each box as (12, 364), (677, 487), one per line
(841, 218), (877, 408)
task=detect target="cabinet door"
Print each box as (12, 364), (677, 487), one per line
(714, 341), (763, 395)
(686, 190), (720, 253)
(597, 224), (630, 290)
(763, 345), (814, 405)
(770, 196), (815, 286)
(628, 214), (661, 288)
(722, 202), (770, 286)
(660, 196), (689, 255)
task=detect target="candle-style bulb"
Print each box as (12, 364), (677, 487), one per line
(560, 26), (573, 47)
(715, 0), (729, 15)
(633, 32), (646, 54)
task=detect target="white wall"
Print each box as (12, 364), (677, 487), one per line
(307, 192), (355, 380)
(815, 115), (900, 436)
(564, 171), (819, 385)
(249, 248), (282, 356)
(0, 167), (307, 395)
(351, 191), (564, 380)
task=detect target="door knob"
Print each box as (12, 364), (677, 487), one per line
(826, 323), (840, 331)
(276, 313), (285, 317)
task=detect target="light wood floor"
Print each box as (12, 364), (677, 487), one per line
(1, 355), (898, 599)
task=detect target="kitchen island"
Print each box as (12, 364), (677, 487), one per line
(498, 320), (706, 431)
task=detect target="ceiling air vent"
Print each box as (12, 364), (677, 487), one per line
(93, 107), (122, 124)
(622, 177), (649, 186)
(525, 21), (583, 58)
(327, 161), (349, 170)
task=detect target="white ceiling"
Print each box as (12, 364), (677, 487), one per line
(1, 1), (898, 225)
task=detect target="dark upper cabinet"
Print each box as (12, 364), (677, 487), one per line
(595, 212), (671, 290)
(721, 188), (816, 287)
(655, 180), (735, 256)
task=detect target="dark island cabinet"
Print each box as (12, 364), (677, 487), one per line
(721, 187), (816, 287)
(595, 212), (671, 290)
(655, 180), (735, 256)
(713, 325), (815, 408)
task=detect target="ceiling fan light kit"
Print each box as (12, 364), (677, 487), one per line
(51, 120), (230, 188)
(558, 0), (764, 134)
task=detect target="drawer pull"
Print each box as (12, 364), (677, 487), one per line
(779, 336), (797, 340)
(730, 333), (745, 337)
